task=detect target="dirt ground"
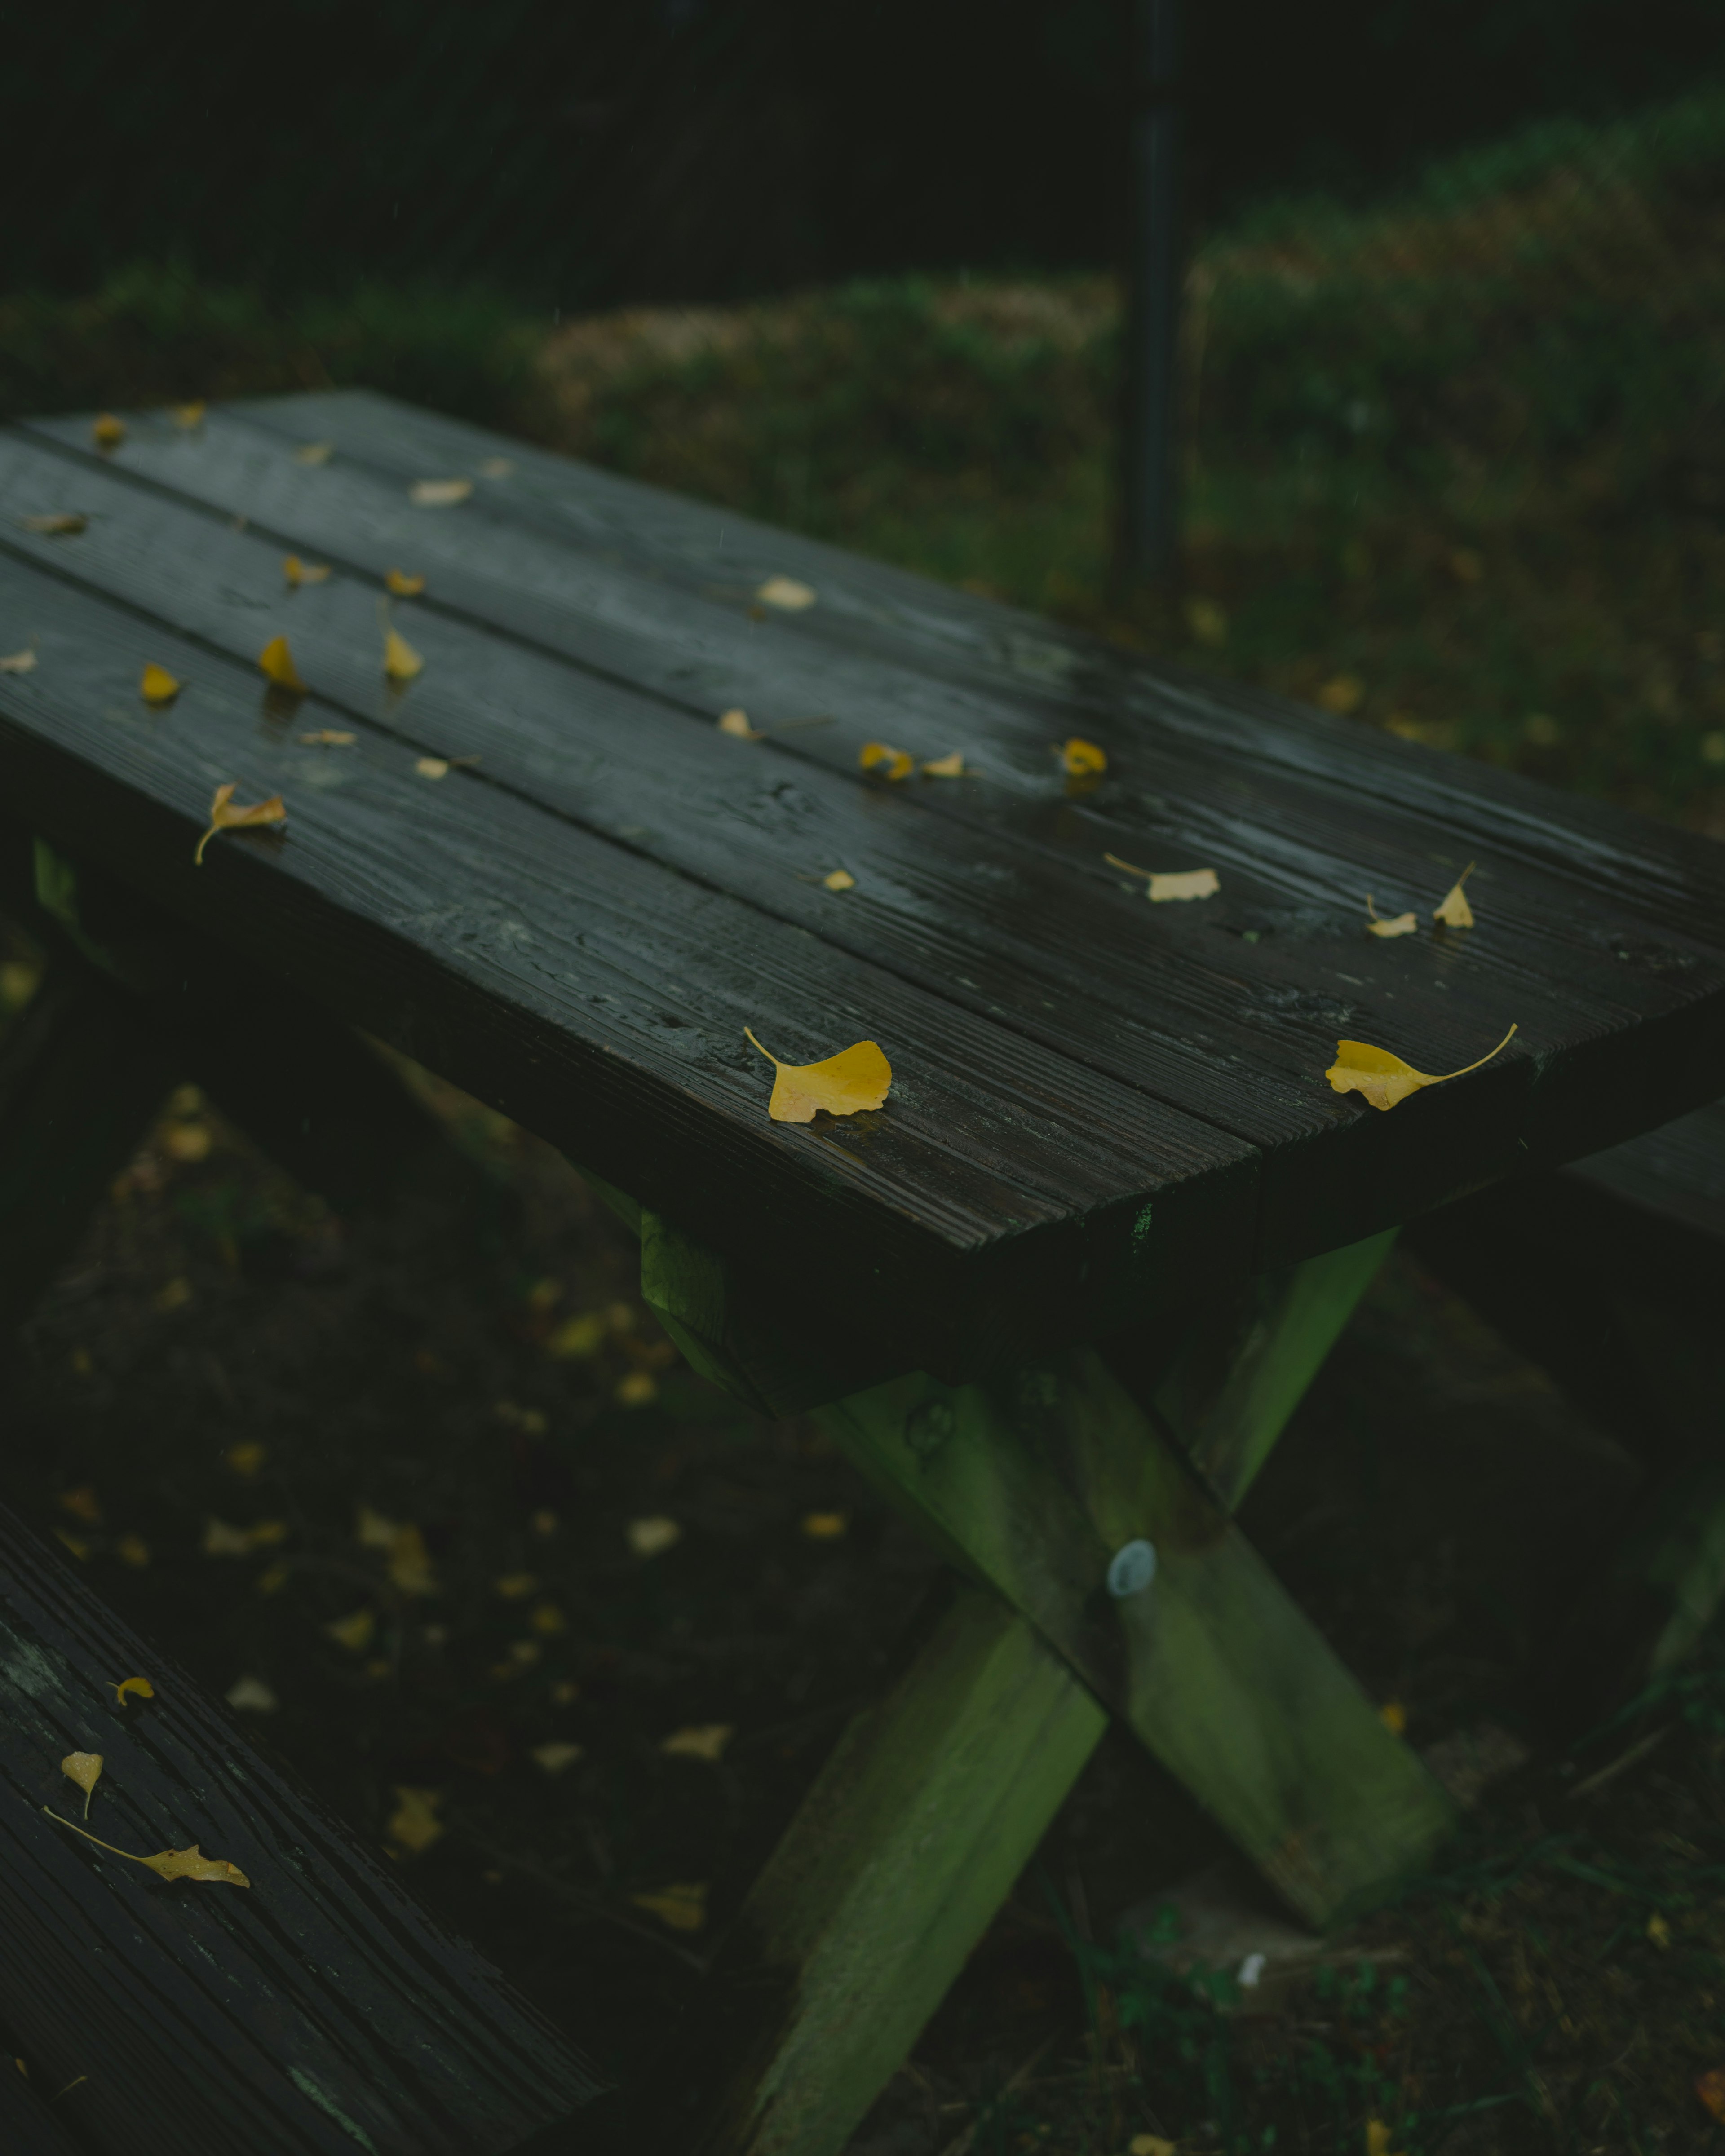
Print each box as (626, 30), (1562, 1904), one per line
(3, 1035), (1724, 2155)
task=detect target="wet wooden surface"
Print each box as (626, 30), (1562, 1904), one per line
(3, 392), (1723, 1371)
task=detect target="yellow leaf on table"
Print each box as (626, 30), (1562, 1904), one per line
(756, 574), (816, 610)
(323, 1608), (376, 1653)
(1433, 861), (1476, 928)
(1318, 674), (1364, 716)
(295, 440), (334, 465)
(387, 1786), (444, 1853)
(1327, 1025), (1517, 1113)
(257, 634), (307, 692)
(921, 751), (966, 777)
(43, 1809), (250, 1885)
(660, 1723), (734, 1763)
(194, 783), (287, 866)
(61, 1752), (103, 1818)
(226, 1440), (266, 1476)
(283, 555), (331, 588)
(1059, 737), (1107, 777)
(823, 868), (855, 892)
(801, 1511), (848, 1540)
(111, 1676), (155, 1705)
(385, 569), (426, 597)
(140, 663), (181, 705)
(92, 413), (125, 450)
(299, 728), (355, 747)
(21, 512), (86, 535)
(859, 741), (914, 782)
(1366, 895), (1418, 938)
(718, 707), (764, 740)
(0, 647), (36, 674)
(172, 402), (206, 430)
(410, 477), (472, 507)
(1104, 854), (1220, 904)
(384, 627), (424, 682)
(628, 1515), (682, 1558)
(631, 1881), (707, 1931)
(744, 1028), (891, 1124)
(531, 1741), (584, 1776)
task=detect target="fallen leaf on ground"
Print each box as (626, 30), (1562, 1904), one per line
(21, 512), (86, 535)
(660, 1724), (734, 1763)
(1647, 1910), (1672, 1948)
(257, 635), (306, 692)
(1104, 853), (1220, 903)
(1129, 2138), (1177, 2156)
(173, 402), (206, 429)
(615, 1371), (657, 1407)
(164, 1120), (211, 1161)
(921, 751), (966, 777)
(140, 663), (181, 705)
(92, 414), (125, 450)
(1697, 2070), (1725, 2123)
(0, 648), (38, 674)
(384, 627), (424, 681)
(823, 868), (855, 892)
(61, 1753), (102, 1818)
(1327, 1024), (1517, 1112)
(1318, 674), (1364, 716)
(410, 477), (472, 507)
(628, 1515), (682, 1558)
(299, 729), (355, 747)
(1364, 2125), (1406, 2156)
(744, 1028), (891, 1124)
(1366, 895), (1418, 938)
(756, 574), (816, 610)
(531, 1742), (584, 1776)
(1434, 861), (1476, 928)
(324, 1608), (376, 1653)
(631, 1882), (707, 1931)
(859, 741), (914, 781)
(116, 1533), (150, 1568)
(1059, 737), (1106, 777)
(387, 1787), (444, 1852)
(295, 441), (334, 465)
(283, 555), (331, 588)
(718, 707), (764, 740)
(44, 1810), (250, 1885)
(801, 1510), (848, 1540)
(225, 1675), (278, 1713)
(225, 1440), (266, 1476)
(111, 1677), (154, 1705)
(194, 783), (287, 867)
(385, 569), (426, 597)
(547, 1310), (606, 1360)
(60, 1486), (101, 1524)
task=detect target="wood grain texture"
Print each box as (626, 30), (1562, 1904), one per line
(0, 1504), (604, 2156)
(1566, 1096), (1725, 1241)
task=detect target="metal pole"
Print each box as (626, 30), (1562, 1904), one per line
(1118, 0), (1183, 592)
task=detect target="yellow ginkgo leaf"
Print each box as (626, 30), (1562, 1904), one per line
(44, 1809), (250, 1885)
(0, 648), (37, 674)
(92, 413), (125, 450)
(295, 440), (334, 466)
(385, 568), (426, 597)
(756, 574), (816, 610)
(257, 635), (306, 692)
(111, 1676), (155, 1705)
(384, 627), (424, 682)
(718, 707), (763, 740)
(859, 741), (914, 782)
(387, 1786), (444, 1853)
(1059, 737), (1107, 777)
(823, 868), (855, 892)
(1104, 854), (1220, 904)
(283, 555), (331, 588)
(1365, 895), (1418, 938)
(140, 663), (181, 705)
(172, 402), (206, 430)
(61, 1752), (103, 1818)
(921, 751), (966, 777)
(631, 1881), (708, 1931)
(1364, 2123), (1407, 2156)
(659, 1723), (734, 1762)
(1327, 1024), (1517, 1113)
(21, 511), (86, 535)
(628, 1515), (682, 1558)
(194, 783), (287, 866)
(744, 1028), (891, 1124)
(1434, 861), (1476, 928)
(410, 477), (472, 507)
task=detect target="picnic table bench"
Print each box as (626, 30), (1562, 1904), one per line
(1, 388), (1723, 2156)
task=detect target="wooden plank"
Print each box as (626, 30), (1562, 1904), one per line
(0, 1503), (604, 2156)
(0, 552), (1254, 1383)
(665, 1583), (1105, 2156)
(1566, 1095), (1725, 1242)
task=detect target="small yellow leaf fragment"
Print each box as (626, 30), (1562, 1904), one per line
(1379, 1699), (1407, 1735)
(801, 1511), (848, 1540)
(1104, 854), (1220, 904)
(530, 1741), (585, 1776)
(1434, 861), (1476, 929)
(43, 1809), (250, 1886)
(416, 757), (450, 779)
(744, 1028), (891, 1124)
(299, 730), (356, 749)
(823, 868), (856, 892)
(1364, 2125), (1398, 2156)
(859, 741), (914, 782)
(111, 1677), (155, 1706)
(61, 1752), (103, 1819)
(0, 647), (37, 674)
(283, 555), (331, 588)
(1059, 737), (1107, 777)
(1129, 2138), (1177, 2156)
(631, 1882), (708, 1931)
(410, 477), (472, 507)
(718, 707), (764, 740)
(628, 1515), (683, 1559)
(323, 1608), (376, 1653)
(295, 440), (335, 465)
(384, 627), (424, 682)
(194, 782), (286, 866)
(920, 751), (966, 778)
(92, 413), (125, 450)
(756, 574), (816, 610)
(385, 568), (426, 597)
(660, 1723), (734, 1763)
(1326, 1024), (1517, 1113)
(21, 511), (86, 535)
(1365, 895), (1418, 938)
(1648, 1911), (1672, 1949)
(173, 402), (206, 430)
(140, 663), (181, 705)
(387, 1786), (444, 1853)
(257, 635), (307, 692)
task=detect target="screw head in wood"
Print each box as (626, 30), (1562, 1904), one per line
(1106, 1539), (1157, 1598)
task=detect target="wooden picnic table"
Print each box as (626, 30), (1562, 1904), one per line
(2, 389), (1724, 2156)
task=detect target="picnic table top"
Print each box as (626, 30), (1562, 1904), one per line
(1, 389), (1722, 1382)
